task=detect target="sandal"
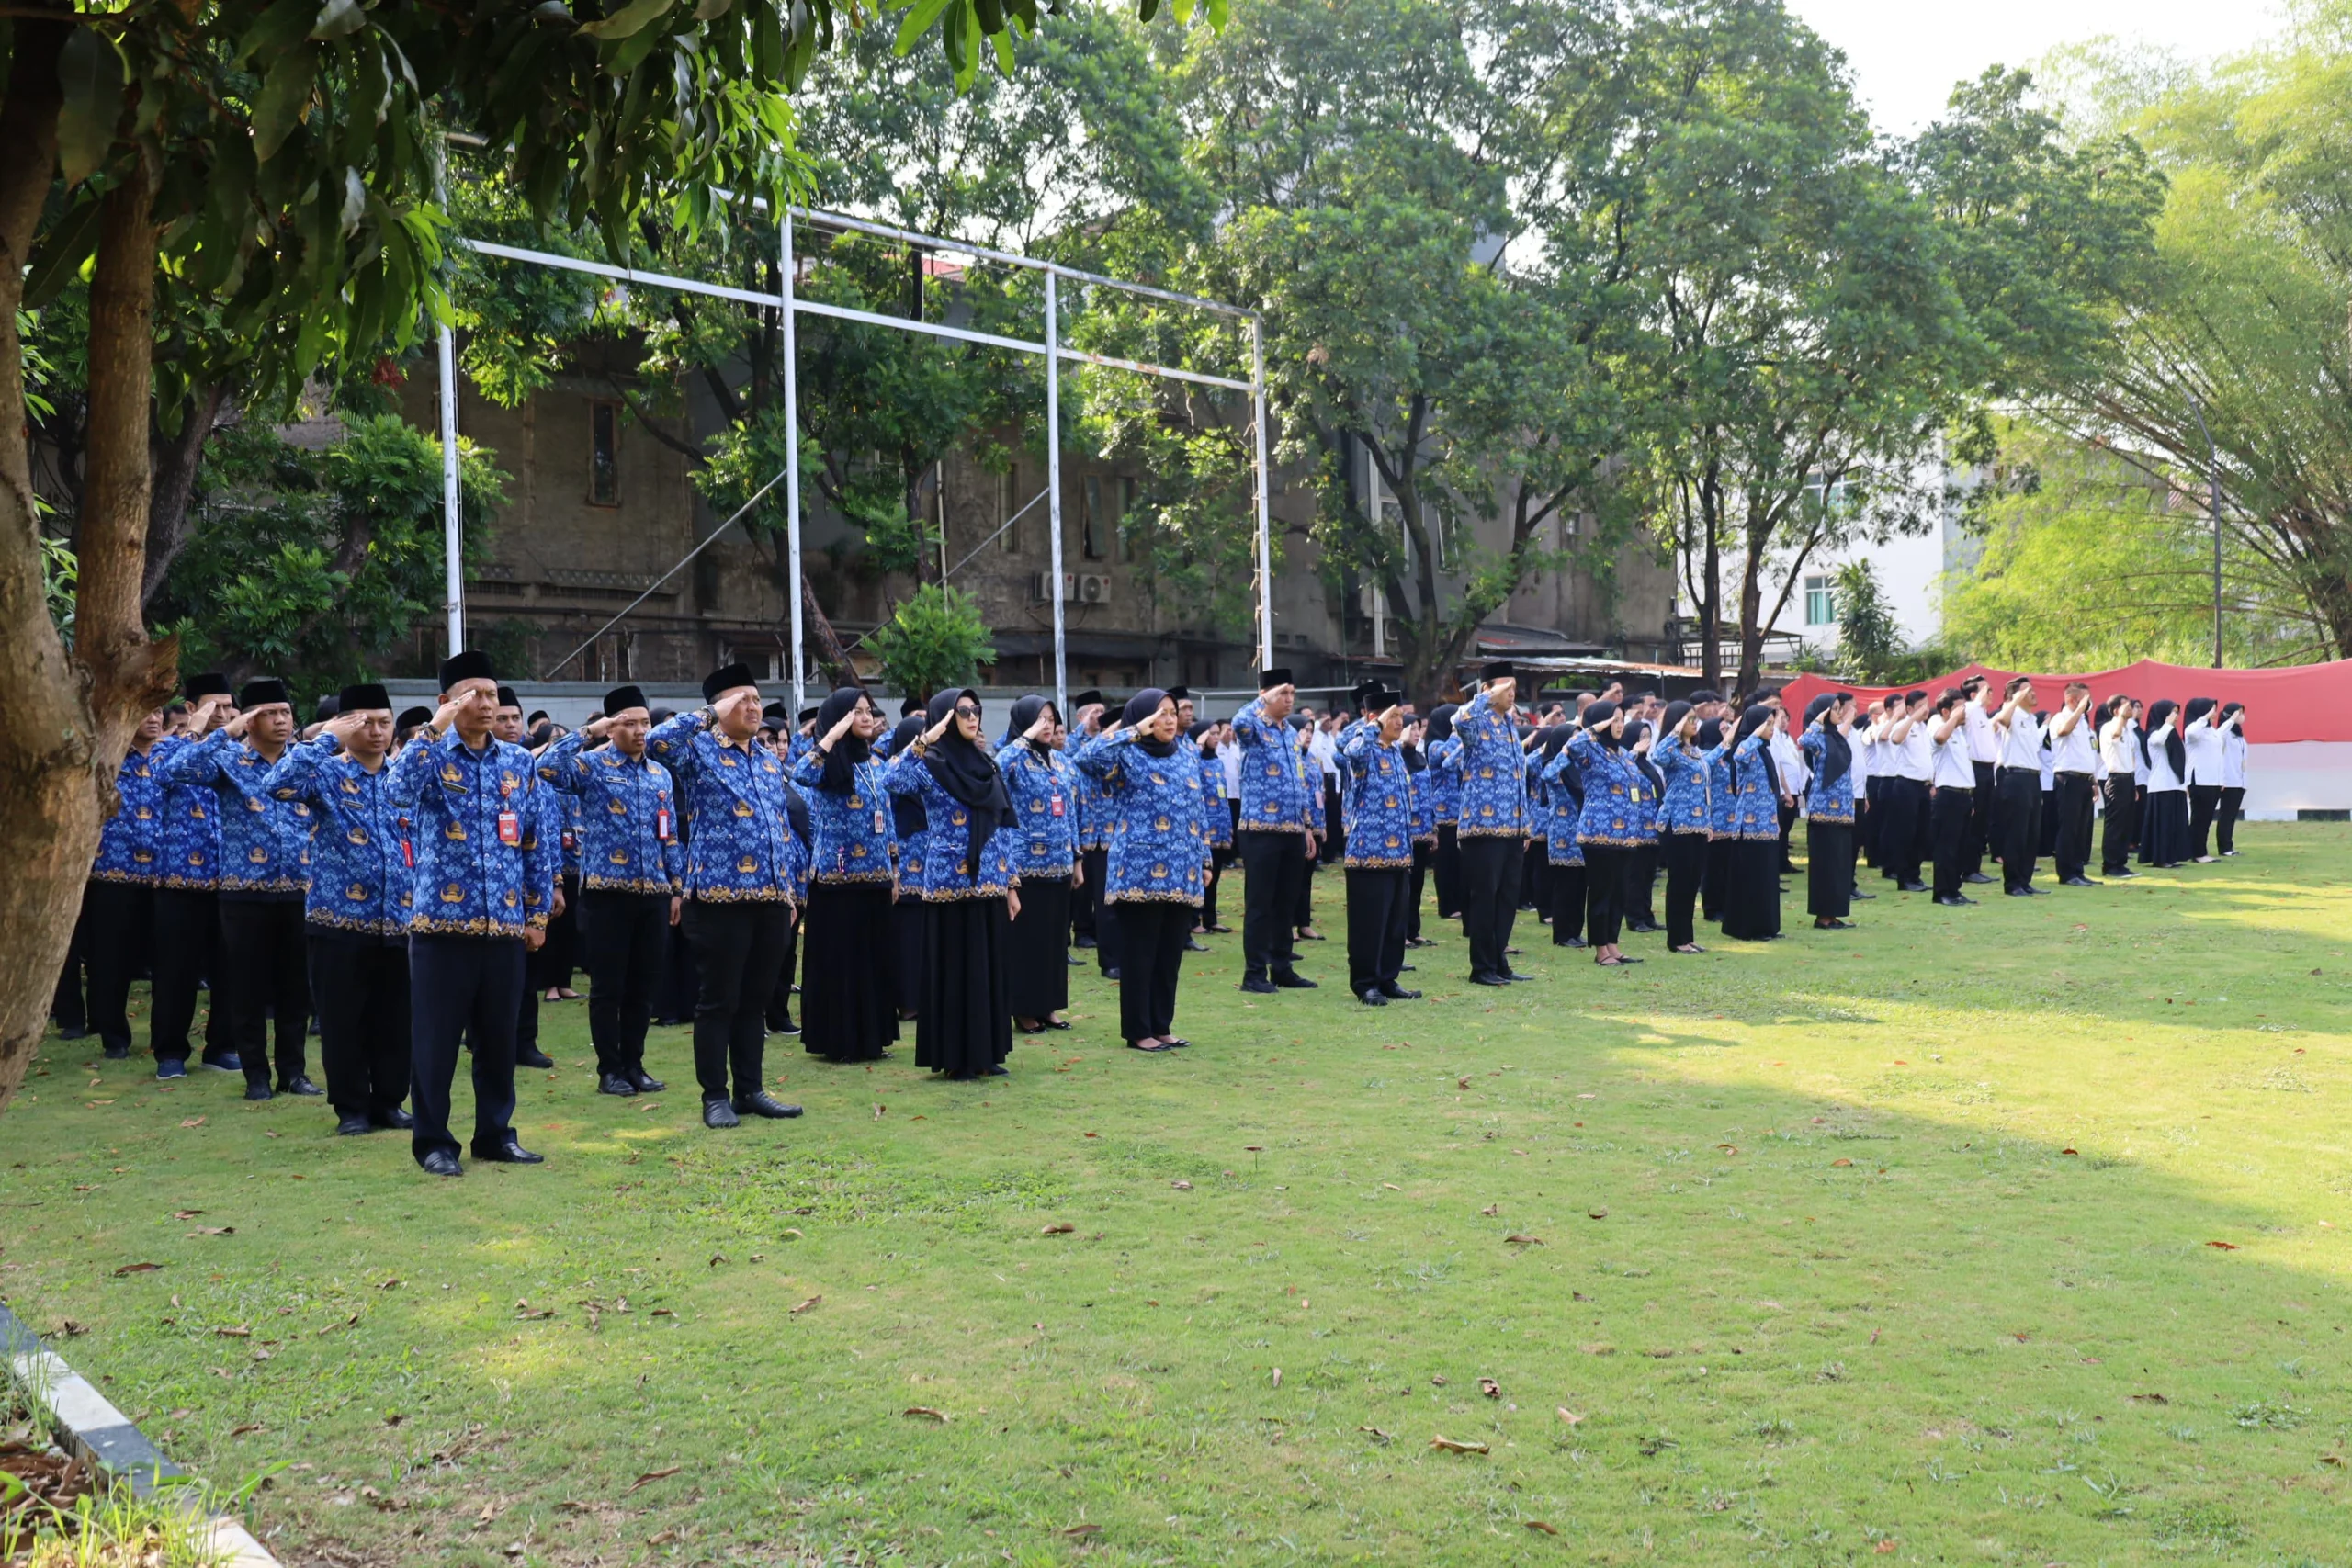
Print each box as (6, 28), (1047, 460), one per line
(1126, 1039), (1176, 1053)
(1672, 943), (1706, 954)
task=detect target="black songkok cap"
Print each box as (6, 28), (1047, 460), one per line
(1165, 685), (1193, 703)
(605, 684), (648, 717)
(338, 683), (391, 713)
(437, 649), (495, 692)
(495, 686), (522, 712)
(1480, 660), (1514, 683)
(312, 694), (340, 723)
(1258, 667), (1293, 691)
(186, 671), (232, 700)
(1072, 689), (1104, 710)
(900, 695), (924, 717)
(797, 706), (820, 726)
(238, 678), (289, 709)
(395, 706), (433, 732)
(702, 663), (757, 705)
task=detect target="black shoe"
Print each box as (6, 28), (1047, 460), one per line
(473, 1139), (544, 1165)
(103, 1044), (130, 1060)
(733, 1091), (804, 1120)
(1554, 936), (1589, 949)
(1272, 971), (1318, 989)
(985, 1064), (1012, 1077)
(1185, 938), (1210, 953)
(599, 1073), (638, 1097)
(2005, 886), (2035, 897)
(1896, 881), (1927, 894)
(1850, 890), (1876, 900)
(1470, 972), (1510, 987)
(1503, 970), (1536, 983)
(419, 1150), (463, 1178)
(56, 1025), (87, 1041)
(2113, 869), (2141, 879)
(154, 1058), (187, 1080)
(1104, 967), (1122, 981)
(1933, 895), (1968, 908)
(1074, 935), (1099, 949)
(773, 1020), (802, 1036)
(1067, 955), (1085, 966)
(243, 1082), (273, 1101)
(1814, 918), (1853, 930)
(516, 1048), (556, 1070)
(1208, 924), (1234, 934)
(278, 1076), (324, 1097)
(201, 1052), (243, 1073)
(334, 1114), (374, 1136)
(1963, 872), (1995, 885)
(1042, 1019), (1072, 1032)
(628, 1067), (667, 1092)
(1379, 984), (1422, 1000)
(2061, 876), (2098, 887)
(1239, 976), (1279, 995)
(1358, 988), (1389, 1007)
(703, 1099), (740, 1129)
(1503, 945), (1524, 955)
(1624, 922), (1660, 934)
(371, 1106), (414, 1130)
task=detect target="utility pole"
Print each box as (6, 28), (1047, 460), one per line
(2188, 394), (2222, 668)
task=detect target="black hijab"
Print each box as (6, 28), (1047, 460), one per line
(2184, 696), (2217, 728)
(1695, 717), (1725, 751)
(1805, 693), (1853, 792)
(1125, 688), (1180, 758)
(1004, 694), (1057, 758)
(1728, 704), (1775, 791)
(1626, 720), (1665, 794)
(812, 687), (871, 794)
(1582, 698), (1621, 747)
(887, 716), (928, 835)
(922, 688), (1012, 874)
(2220, 701), (2245, 739)
(1427, 704), (1458, 743)
(1537, 724), (1574, 761)
(2143, 699), (2185, 779)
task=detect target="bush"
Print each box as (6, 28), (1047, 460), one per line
(867, 584), (996, 705)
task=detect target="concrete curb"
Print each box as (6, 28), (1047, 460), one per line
(1, 1299), (278, 1566)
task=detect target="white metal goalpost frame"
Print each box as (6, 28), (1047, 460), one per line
(435, 205), (1274, 723)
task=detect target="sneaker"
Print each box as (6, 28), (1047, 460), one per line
(154, 1058), (187, 1081)
(200, 1054), (243, 1074)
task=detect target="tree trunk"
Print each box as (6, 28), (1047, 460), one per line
(1736, 528), (1767, 697)
(799, 565), (861, 688)
(141, 382), (228, 606)
(0, 10), (98, 1116)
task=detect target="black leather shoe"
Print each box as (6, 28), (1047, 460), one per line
(1272, 971), (1318, 989)
(2005, 886), (2035, 897)
(1554, 936), (1589, 949)
(334, 1114), (374, 1136)
(1963, 872), (1995, 885)
(1104, 967), (1123, 981)
(703, 1099), (740, 1128)
(985, 1064), (1012, 1077)
(1379, 984), (1422, 1000)
(1067, 954), (1085, 966)
(1850, 889), (1876, 900)
(1898, 881), (1928, 894)
(1470, 972), (1510, 987)
(2061, 876), (2098, 887)
(1184, 937), (1210, 953)
(243, 1082), (273, 1101)
(599, 1073), (638, 1096)
(516, 1048), (556, 1070)
(626, 1068), (664, 1093)
(1933, 895), (1969, 908)
(1502, 970), (1535, 983)
(772, 1020), (801, 1036)
(419, 1150), (463, 1178)
(733, 1091), (803, 1120)
(1239, 976), (1279, 994)
(1357, 988), (1389, 1007)
(1074, 935), (1099, 949)
(371, 1106), (414, 1130)
(279, 1076), (324, 1097)
(103, 1044), (130, 1060)
(473, 1139), (544, 1165)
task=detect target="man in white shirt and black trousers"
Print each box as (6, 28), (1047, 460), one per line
(1989, 677), (2046, 896)
(1959, 676), (1999, 885)
(2046, 682), (2100, 886)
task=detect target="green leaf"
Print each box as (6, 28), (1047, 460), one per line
(990, 26), (1013, 76)
(310, 0), (368, 39)
(235, 0), (321, 66)
(22, 197), (103, 308)
(251, 48), (318, 161)
(893, 0), (955, 56)
(577, 0), (676, 40)
(55, 27), (126, 187)
(692, 0), (733, 17)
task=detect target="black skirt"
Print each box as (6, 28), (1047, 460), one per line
(917, 896), (1013, 1078)
(800, 882), (899, 1062)
(1719, 839), (1782, 941)
(1805, 821), (1852, 919)
(2139, 789), (2191, 867)
(893, 896), (927, 1016)
(1006, 874), (1072, 1019)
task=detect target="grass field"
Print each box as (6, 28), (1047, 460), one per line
(3, 823), (2350, 1567)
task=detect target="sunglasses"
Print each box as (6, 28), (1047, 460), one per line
(954, 704), (981, 719)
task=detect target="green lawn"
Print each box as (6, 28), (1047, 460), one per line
(4, 825), (2350, 1567)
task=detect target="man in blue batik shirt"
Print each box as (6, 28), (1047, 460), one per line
(1231, 668), (1320, 994)
(1339, 686), (1421, 1008)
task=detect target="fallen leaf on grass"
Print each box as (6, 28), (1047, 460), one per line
(179, 1117), (206, 1128)
(214, 1325), (251, 1338)
(1457, 1077), (1471, 1089)
(1481, 1203), (1499, 1216)
(1873, 1541), (1897, 1555)
(624, 1466), (682, 1495)
(1359, 1426), (1393, 1444)
(229, 1423), (264, 1438)
(1505, 1234), (1545, 1246)
(1831, 1158), (1854, 1168)
(1381, 1182), (1402, 1191)
(1430, 1436), (1490, 1455)
(476, 1502), (497, 1526)
(1579, 1344), (1615, 1356)
(2321, 1454), (2345, 1468)
(172, 1210), (204, 1220)
(650, 1308), (676, 1318)
(2129, 1393), (2168, 1405)
(54, 1317), (87, 1337)
(2061, 1147), (2079, 1156)
(113, 1262), (163, 1276)
(646, 1529), (680, 1546)
(902, 1407), (948, 1422)
(1041, 1222), (1076, 1235)
(789, 1296), (821, 1315)
(377, 1278), (401, 1291)
(873, 1104), (886, 1121)
(1061, 1523), (1103, 1538)
(1170, 1180), (1193, 1190)
(1524, 1520), (1559, 1536)
(2206, 1240), (2239, 1250)
(186, 1226), (234, 1236)
(262, 1131), (279, 1139)
(514, 1300), (554, 1320)
(1479, 1377), (1502, 1399)
(1587, 1207), (1608, 1221)
(1272, 1368), (1283, 1388)
(708, 1254), (728, 1268)
(382, 1415), (404, 1427)
(1557, 1407), (1583, 1426)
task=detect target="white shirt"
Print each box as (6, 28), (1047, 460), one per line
(1770, 729), (1810, 794)
(2049, 709), (2098, 775)
(1964, 699), (1997, 764)
(1308, 727), (1340, 781)
(1930, 723), (1975, 789)
(2146, 723), (2185, 792)
(1219, 739), (1242, 798)
(2132, 730), (2149, 784)
(1892, 720), (1934, 783)
(2222, 725), (2247, 788)
(2183, 717), (2226, 787)
(1996, 707), (2044, 772)
(2098, 720), (2138, 776)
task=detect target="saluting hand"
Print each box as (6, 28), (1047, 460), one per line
(323, 710), (368, 749)
(222, 708), (253, 740)
(582, 714), (614, 739)
(823, 705), (861, 750)
(922, 709), (956, 748)
(430, 693), (473, 735)
(1023, 706), (1055, 743)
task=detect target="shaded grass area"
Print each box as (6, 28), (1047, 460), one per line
(3, 824), (2350, 1566)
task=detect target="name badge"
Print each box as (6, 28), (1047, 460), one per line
(401, 839), (413, 869)
(1050, 794), (1065, 817)
(561, 830), (576, 850)
(657, 808), (672, 840)
(497, 809), (521, 846)
(875, 809), (888, 835)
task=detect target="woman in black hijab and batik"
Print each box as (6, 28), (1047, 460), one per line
(998, 694), (1080, 1033)
(789, 687), (900, 1063)
(887, 690), (1021, 1078)
(884, 713), (929, 1020)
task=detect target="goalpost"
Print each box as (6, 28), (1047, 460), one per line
(434, 203), (1275, 722)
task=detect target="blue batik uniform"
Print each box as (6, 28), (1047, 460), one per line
(1707, 747), (1736, 839)
(151, 733), (225, 891)
(1426, 738), (1464, 826)
(1452, 689), (1528, 840)
(385, 729), (557, 937)
(1654, 739), (1721, 837)
(92, 745), (167, 886)
(995, 742), (1078, 881)
(1573, 744), (1652, 849)
(263, 740), (413, 936)
(1075, 762), (1112, 853)
(554, 790), (584, 880)
(1337, 721), (1414, 869)
(163, 731), (312, 897)
(887, 748), (1016, 899)
(1538, 746), (1587, 866)
(1232, 697), (1316, 833)
(1070, 731), (1206, 906)
(1728, 732), (1781, 840)
(1406, 763), (1436, 845)
(1798, 730), (1855, 824)
(789, 751), (900, 886)
(538, 733), (687, 896)
(646, 713), (805, 905)
(1197, 751), (1232, 850)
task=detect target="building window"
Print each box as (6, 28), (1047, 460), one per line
(1115, 476), (1138, 562)
(1081, 475), (1106, 559)
(999, 468), (1020, 554)
(588, 401), (620, 507)
(1804, 573), (1836, 626)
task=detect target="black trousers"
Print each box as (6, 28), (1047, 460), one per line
(1804, 820), (1852, 919)
(1664, 833), (1706, 946)
(1582, 843), (1626, 948)
(1930, 786), (1973, 901)
(1702, 838), (1734, 919)
(1550, 858), (1586, 944)
(1966, 761), (1996, 874)
(1855, 783), (1879, 868)
(1522, 839), (1548, 914)
(69, 881), (150, 1053)
(767, 913), (798, 1032)
(1432, 825), (1463, 918)
(151, 886), (233, 1065)
(2188, 784), (2223, 858)
(1624, 844), (1659, 928)
(1775, 797), (1800, 871)
(2100, 777), (2138, 874)
(1071, 846), (1102, 941)
(220, 896), (310, 1088)
(684, 898), (792, 1103)
(1237, 829), (1306, 980)
(308, 931), (410, 1118)
(51, 909), (86, 1034)
(2053, 773), (2097, 880)
(408, 934), (525, 1163)
(533, 874), (581, 992)
(654, 916), (697, 1024)
(2040, 789), (2061, 856)
(1198, 855), (1223, 931)
(1116, 899), (1191, 1042)
(1996, 769), (2042, 890)
(1877, 778), (1926, 886)
(1323, 782), (1347, 865)
(1293, 838), (1320, 930)
(2217, 786), (2245, 853)
(1456, 834), (1523, 977)
(582, 890), (669, 1077)
(1344, 866), (1411, 995)
(1408, 840), (1431, 939)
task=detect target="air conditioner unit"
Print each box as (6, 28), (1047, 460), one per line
(1076, 573), (1112, 605)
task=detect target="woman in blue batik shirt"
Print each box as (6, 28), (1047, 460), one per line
(1535, 726), (1586, 948)
(1699, 717), (1736, 922)
(888, 689), (1021, 1079)
(1797, 692), (1860, 931)
(1073, 689), (1206, 1052)
(793, 686), (901, 1064)
(1719, 705), (1785, 942)
(1424, 704), (1464, 919)
(884, 713), (930, 1021)
(1622, 719), (1666, 935)
(1570, 701), (1649, 967)
(1649, 701), (1720, 954)
(998, 695), (1080, 1035)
